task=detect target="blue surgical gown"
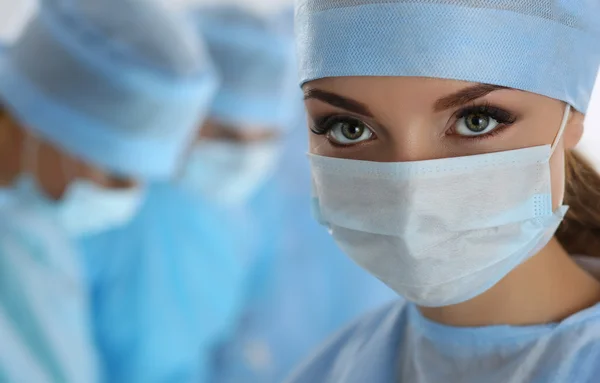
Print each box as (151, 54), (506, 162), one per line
(0, 201), (99, 383)
(79, 183), (245, 383)
(288, 290), (600, 383)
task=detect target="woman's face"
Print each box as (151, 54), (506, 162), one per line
(0, 112), (138, 200)
(304, 76), (585, 209)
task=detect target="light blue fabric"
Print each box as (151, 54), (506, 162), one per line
(295, 0), (600, 113)
(287, 297), (600, 383)
(79, 183), (246, 383)
(0, 0), (218, 179)
(208, 119), (396, 383)
(191, 6), (300, 129)
(0, 201), (99, 383)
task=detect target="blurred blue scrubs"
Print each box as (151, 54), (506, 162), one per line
(0, 201), (99, 383)
(80, 183), (245, 383)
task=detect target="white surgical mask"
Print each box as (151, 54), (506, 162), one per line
(310, 106), (571, 307)
(15, 176), (143, 237)
(180, 140), (280, 206)
(56, 180), (143, 237)
(15, 136), (144, 237)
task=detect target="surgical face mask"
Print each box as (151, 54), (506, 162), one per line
(16, 137), (144, 237)
(57, 180), (143, 237)
(180, 140), (280, 206)
(310, 106), (571, 307)
(16, 176), (144, 238)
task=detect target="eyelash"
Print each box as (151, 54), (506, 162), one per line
(311, 115), (350, 135)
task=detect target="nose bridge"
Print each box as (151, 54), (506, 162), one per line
(387, 117), (439, 162)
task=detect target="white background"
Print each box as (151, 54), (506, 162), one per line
(0, 0), (598, 165)
(0, 0), (36, 41)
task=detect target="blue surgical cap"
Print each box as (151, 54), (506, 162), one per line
(0, 0), (218, 179)
(192, 6), (300, 130)
(296, 0), (600, 113)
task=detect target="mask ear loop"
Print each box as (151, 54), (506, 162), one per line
(550, 104), (571, 157)
(550, 104), (572, 208)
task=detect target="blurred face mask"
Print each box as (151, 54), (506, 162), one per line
(180, 140), (280, 206)
(310, 105), (571, 307)
(57, 181), (143, 237)
(16, 137), (144, 237)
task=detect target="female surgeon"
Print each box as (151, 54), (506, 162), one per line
(288, 0), (600, 382)
(0, 0), (215, 381)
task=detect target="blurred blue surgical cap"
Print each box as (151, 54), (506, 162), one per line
(0, 0), (219, 179)
(296, 0), (600, 113)
(192, 6), (300, 131)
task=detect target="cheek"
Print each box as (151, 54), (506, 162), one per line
(35, 144), (70, 200)
(549, 146), (566, 209)
(309, 133), (329, 155)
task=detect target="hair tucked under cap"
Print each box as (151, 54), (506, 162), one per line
(295, 0), (600, 113)
(192, 6), (300, 131)
(0, 0), (219, 179)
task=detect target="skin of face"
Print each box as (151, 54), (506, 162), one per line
(0, 112), (138, 200)
(198, 118), (280, 144)
(303, 76), (600, 327)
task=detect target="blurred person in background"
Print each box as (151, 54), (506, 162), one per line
(179, 6), (300, 383)
(181, 6), (297, 208)
(182, 6), (396, 383)
(77, 5), (296, 383)
(74, 4), (242, 383)
(181, 4), (300, 303)
(0, 0), (215, 381)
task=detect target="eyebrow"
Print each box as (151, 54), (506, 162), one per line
(303, 89), (374, 117)
(304, 84), (507, 116)
(434, 84), (508, 112)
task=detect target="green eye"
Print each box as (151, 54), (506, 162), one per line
(326, 117), (374, 146)
(456, 113), (499, 136)
(341, 123), (365, 140)
(465, 113), (491, 132)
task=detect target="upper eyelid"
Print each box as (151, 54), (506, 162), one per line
(454, 105), (517, 123)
